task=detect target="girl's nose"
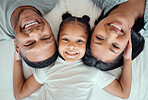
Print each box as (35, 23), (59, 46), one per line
(67, 43), (76, 50)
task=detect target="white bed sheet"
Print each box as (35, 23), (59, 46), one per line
(0, 0), (148, 100)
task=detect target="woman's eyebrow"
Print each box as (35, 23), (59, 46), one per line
(109, 48), (118, 54)
(93, 40), (102, 45)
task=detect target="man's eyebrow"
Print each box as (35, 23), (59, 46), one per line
(93, 40), (102, 45)
(109, 48), (118, 54)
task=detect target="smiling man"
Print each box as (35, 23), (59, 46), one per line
(7, 0), (59, 68)
(11, 6), (58, 68)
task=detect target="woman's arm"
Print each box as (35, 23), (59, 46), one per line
(13, 51), (42, 100)
(104, 35), (132, 99)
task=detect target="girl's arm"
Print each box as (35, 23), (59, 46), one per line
(104, 35), (132, 99)
(13, 51), (42, 100)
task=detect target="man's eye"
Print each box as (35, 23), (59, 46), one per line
(96, 36), (104, 40)
(41, 36), (51, 40)
(24, 41), (35, 46)
(77, 40), (84, 43)
(112, 43), (119, 49)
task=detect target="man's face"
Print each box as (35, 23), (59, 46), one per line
(14, 8), (56, 62)
(90, 13), (131, 62)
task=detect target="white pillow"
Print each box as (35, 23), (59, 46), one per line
(0, 39), (15, 100)
(44, 0), (102, 40)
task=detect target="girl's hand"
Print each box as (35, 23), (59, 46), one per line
(14, 51), (21, 61)
(123, 35), (132, 60)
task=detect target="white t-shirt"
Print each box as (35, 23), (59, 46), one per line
(33, 57), (116, 100)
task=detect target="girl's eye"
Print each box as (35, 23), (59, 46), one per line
(96, 36), (104, 40)
(62, 38), (69, 42)
(77, 40), (84, 43)
(112, 43), (119, 49)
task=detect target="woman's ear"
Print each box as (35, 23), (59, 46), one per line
(14, 39), (19, 53)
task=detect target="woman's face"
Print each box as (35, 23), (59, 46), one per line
(90, 13), (131, 62)
(58, 22), (88, 63)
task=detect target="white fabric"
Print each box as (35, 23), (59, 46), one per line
(0, 0), (148, 100)
(44, 0), (101, 40)
(33, 57), (116, 100)
(0, 39), (15, 100)
(0, 0), (58, 40)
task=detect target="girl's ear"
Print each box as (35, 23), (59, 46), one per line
(14, 39), (19, 53)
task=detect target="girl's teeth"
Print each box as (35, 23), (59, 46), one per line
(110, 23), (122, 31)
(67, 52), (77, 55)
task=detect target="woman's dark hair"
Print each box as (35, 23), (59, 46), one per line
(57, 12), (91, 41)
(82, 11), (145, 71)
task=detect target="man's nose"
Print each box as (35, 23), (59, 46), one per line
(29, 29), (42, 41)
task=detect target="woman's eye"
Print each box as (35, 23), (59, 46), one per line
(112, 43), (119, 49)
(96, 36), (104, 40)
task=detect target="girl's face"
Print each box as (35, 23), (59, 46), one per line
(90, 13), (131, 62)
(58, 22), (88, 63)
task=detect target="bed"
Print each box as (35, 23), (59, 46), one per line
(0, 0), (148, 100)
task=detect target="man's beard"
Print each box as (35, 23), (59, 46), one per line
(20, 46), (58, 68)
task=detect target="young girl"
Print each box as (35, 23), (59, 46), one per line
(13, 12), (132, 100)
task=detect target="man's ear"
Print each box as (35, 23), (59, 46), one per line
(14, 39), (19, 53)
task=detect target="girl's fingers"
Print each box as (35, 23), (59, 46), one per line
(123, 34), (132, 59)
(15, 51), (21, 61)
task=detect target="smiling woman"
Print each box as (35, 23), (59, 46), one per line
(83, 0), (145, 71)
(90, 13), (130, 62)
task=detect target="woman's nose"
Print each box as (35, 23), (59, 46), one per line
(107, 29), (118, 38)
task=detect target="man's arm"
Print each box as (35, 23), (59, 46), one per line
(13, 51), (42, 100)
(104, 36), (132, 99)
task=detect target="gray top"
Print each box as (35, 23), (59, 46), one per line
(92, 0), (148, 37)
(0, 0), (58, 40)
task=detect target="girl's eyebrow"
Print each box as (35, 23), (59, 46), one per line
(78, 35), (87, 39)
(61, 34), (68, 36)
(61, 34), (86, 39)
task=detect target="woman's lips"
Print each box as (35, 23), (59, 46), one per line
(109, 22), (125, 35)
(110, 23), (122, 31)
